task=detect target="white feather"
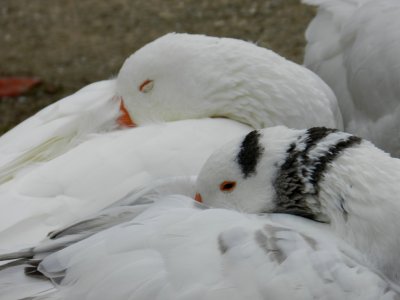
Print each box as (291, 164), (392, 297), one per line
(303, 0), (400, 156)
(0, 118), (250, 250)
(0, 80), (120, 184)
(1, 186), (397, 300)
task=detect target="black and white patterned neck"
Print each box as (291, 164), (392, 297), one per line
(272, 127), (362, 221)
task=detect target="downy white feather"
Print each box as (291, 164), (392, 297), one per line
(303, 0), (400, 157)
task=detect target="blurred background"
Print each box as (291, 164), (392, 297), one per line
(0, 0), (314, 134)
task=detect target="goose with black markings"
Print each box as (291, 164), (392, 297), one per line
(196, 126), (400, 282)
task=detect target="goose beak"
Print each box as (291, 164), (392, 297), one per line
(118, 98), (136, 128)
(194, 193), (203, 203)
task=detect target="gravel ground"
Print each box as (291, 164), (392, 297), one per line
(0, 0), (315, 134)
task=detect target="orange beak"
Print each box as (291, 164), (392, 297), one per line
(194, 193), (203, 203)
(117, 99), (136, 128)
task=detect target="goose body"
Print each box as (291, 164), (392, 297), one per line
(196, 126), (400, 282)
(302, 0), (400, 157)
(0, 118), (250, 249)
(0, 178), (397, 300)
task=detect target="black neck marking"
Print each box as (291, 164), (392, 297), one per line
(309, 135), (362, 188)
(273, 127), (362, 221)
(236, 130), (264, 178)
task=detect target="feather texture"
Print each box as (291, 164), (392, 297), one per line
(1, 184), (398, 300)
(303, 0), (400, 156)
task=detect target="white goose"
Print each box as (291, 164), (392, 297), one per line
(0, 32), (342, 184)
(196, 126), (400, 283)
(302, 0), (400, 157)
(0, 177), (397, 300)
(0, 33), (341, 249)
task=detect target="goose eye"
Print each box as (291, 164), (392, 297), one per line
(139, 79), (154, 93)
(219, 181), (236, 192)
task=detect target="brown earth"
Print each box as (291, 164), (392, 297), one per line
(0, 0), (315, 134)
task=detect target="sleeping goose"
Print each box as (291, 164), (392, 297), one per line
(302, 0), (400, 157)
(0, 32), (342, 184)
(196, 126), (400, 282)
(0, 177), (398, 300)
(0, 32), (342, 249)
(117, 33), (342, 129)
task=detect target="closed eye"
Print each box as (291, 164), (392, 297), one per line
(139, 79), (154, 92)
(219, 181), (236, 192)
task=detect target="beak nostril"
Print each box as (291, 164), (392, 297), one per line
(194, 193), (203, 203)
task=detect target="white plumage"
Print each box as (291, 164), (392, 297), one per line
(0, 33), (342, 184)
(303, 0), (400, 157)
(0, 119), (250, 249)
(118, 33), (342, 130)
(0, 177), (398, 300)
(0, 80), (120, 185)
(196, 126), (400, 282)
(0, 33), (341, 249)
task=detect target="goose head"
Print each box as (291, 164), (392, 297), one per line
(116, 33), (342, 129)
(195, 126), (362, 223)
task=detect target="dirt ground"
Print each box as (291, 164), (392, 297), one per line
(0, 0), (315, 134)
